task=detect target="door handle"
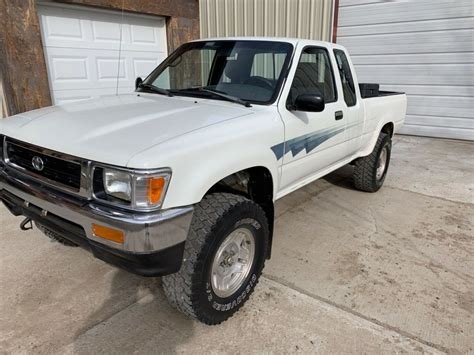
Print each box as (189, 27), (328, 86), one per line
(335, 111), (344, 120)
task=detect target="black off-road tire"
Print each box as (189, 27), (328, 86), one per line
(162, 193), (269, 325)
(353, 132), (392, 192)
(35, 222), (79, 247)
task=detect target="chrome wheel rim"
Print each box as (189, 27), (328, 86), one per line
(376, 146), (388, 180)
(211, 227), (256, 298)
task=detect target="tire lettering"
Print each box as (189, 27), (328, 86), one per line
(209, 273), (258, 312)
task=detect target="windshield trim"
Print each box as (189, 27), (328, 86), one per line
(138, 40), (295, 106)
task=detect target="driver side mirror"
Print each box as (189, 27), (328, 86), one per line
(135, 77), (143, 90)
(293, 94), (325, 112)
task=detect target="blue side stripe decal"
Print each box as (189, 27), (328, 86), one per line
(271, 143), (285, 160)
(271, 126), (346, 160)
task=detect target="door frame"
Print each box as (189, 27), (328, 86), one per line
(275, 40), (351, 197)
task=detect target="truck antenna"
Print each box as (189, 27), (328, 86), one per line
(115, 0), (125, 96)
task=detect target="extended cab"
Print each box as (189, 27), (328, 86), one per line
(0, 38), (406, 324)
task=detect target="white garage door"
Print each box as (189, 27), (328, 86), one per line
(337, 0), (474, 140)
(37, 4), (167, 105)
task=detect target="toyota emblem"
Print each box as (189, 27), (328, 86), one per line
(32, 156), (45, 172)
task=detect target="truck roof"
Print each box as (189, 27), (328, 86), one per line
(193, 36), (342, 49)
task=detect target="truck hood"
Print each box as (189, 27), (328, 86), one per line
(0, 94), (253, 167)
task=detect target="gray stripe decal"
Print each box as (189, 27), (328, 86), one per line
(271, 125), (346, 160)
(271, 143), (285, 160)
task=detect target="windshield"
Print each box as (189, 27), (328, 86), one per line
(140, 40), (294, 105)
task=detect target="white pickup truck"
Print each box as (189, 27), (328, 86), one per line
(0, 37), (406, 324)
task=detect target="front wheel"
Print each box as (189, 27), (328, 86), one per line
(162, 193), (269, 325)
(353, 132), (392, 192)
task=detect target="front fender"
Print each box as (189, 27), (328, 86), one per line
(170, 150), (279, 208)
(127, 110), (283, 209)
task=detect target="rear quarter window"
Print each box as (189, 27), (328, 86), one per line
(334, 49), (357, 107)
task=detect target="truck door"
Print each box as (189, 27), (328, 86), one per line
(276, 46), (350, 193)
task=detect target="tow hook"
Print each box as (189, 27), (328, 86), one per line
(20, 217), (33, 231)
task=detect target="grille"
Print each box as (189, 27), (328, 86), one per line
(5, 140), (82, 191)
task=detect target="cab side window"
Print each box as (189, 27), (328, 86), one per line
(289, 47), (337, 105)
(334, 49), (357, 107)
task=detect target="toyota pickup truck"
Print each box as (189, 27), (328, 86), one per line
(0, 38), (406, 325)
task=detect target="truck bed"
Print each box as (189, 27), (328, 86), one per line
(359, 83), (404, 99)
(361, 88), (407, 141)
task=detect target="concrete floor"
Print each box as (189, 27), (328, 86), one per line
(1, 135), (473, 354)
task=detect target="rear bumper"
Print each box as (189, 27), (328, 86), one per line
(0, 167), (193, 276)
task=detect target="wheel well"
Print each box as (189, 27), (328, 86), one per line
(205, 167), (275, 258)
(381, 122), (394, 137)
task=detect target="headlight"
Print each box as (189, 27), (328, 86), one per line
(104, 169), (132, 201)
(94, 166), (171, 210)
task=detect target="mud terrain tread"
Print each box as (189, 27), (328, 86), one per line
(353, 132), (390, 192)
(162, 193), (268, 325)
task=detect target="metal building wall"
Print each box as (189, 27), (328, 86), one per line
(200, 0), (334, 41)
(337, 0), (474, 140)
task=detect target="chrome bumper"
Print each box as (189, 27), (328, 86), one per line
(0, 167), (193, 254)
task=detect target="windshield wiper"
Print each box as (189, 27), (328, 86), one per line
(138, 83), (173, 97)
(173, 87), (252, 107)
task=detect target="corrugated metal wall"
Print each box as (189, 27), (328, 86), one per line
(337, 0), (474, 140)
(200, 0), (334, 41)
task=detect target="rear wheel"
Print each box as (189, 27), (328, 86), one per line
(353, 132), (392, 192)
(162, 193), (269, 325)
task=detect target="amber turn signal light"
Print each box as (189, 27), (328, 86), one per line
(92, 224), (125, 244)
(147, 177), (166, 205)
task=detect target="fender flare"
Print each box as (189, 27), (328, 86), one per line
(358, 120), (394, 158)
(193, 161), (279, 204)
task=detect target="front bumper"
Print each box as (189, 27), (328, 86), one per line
(0, 167), (194, 276)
